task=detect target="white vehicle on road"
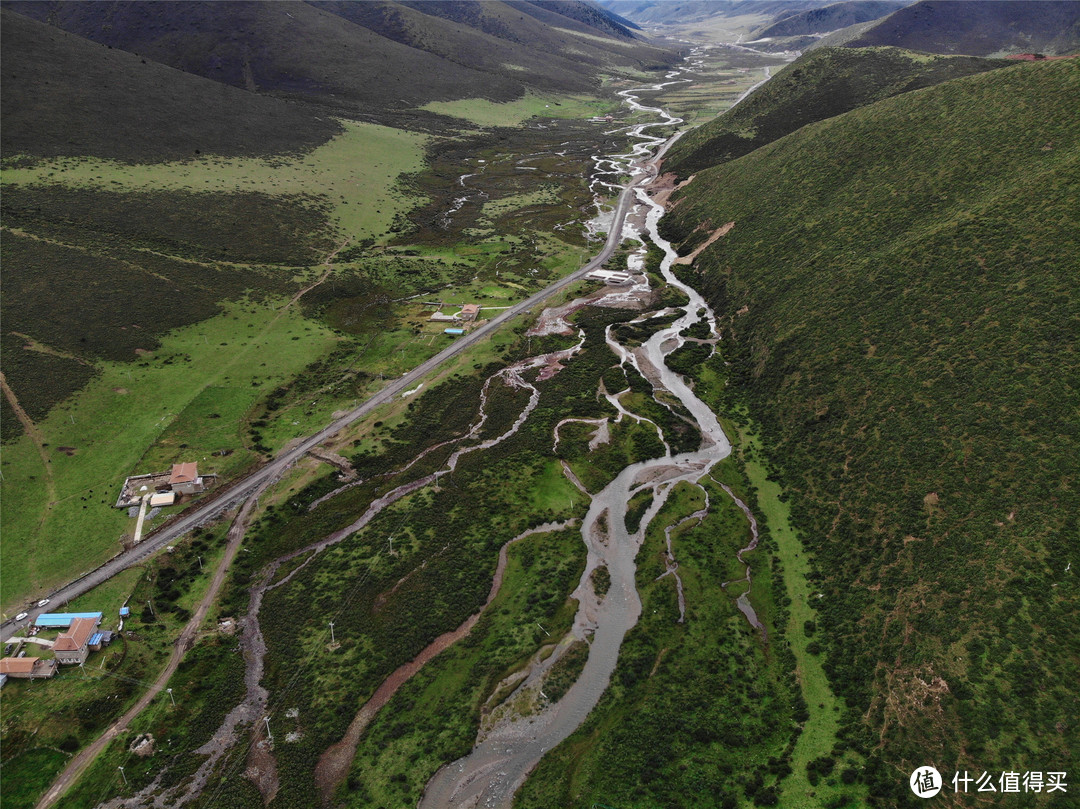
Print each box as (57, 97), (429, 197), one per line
(36, 599), (50, 608)
(15, 612), (28, 621)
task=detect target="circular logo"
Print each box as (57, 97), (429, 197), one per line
(910, 766), (943, 798)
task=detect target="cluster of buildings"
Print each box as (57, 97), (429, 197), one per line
(0, 611), (114, 683)
(427, 302), (482, 337)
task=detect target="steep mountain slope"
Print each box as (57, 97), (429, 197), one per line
(662, 57), (1079, 804)
(601, 0), (828, 26)
(4, 1), (522, 108)
(0, 9), (341, 161)
(305, 0), (655, 95)
(664, 46), (1010, 178)
(509, 0), (641, 37)
(6, 0), (674, 114)
(845, 0), (1080, 55)
(751, 0), (907, 37)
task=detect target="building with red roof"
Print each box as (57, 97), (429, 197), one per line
(169, 462), (204, 495)
(0, 657), (57, 678)
(53, 616), (100, 665)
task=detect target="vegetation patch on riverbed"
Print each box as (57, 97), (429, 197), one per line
(341, 525), (586, 807)
(516, 462), (802, 808)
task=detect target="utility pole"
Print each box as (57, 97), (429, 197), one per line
(264, 716), (273, 743)
(118, 766), (127, 786)
(147, 599), (154, 617)
(167, 687), (175, 706)
(197, 556), (203, 571)
(329, 622), (335, 644)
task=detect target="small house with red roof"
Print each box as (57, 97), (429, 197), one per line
(53, 616), (101, 665)
(169, 462), (204, 495)
(0, 657), (57, 679)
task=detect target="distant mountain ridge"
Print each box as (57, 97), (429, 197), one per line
(751, 0), (908, 38)
(4, 1), (676, 118)
(843, 0), (1080, 55)
(604, 0), (1080, 59)
(600, 0), (830, 26)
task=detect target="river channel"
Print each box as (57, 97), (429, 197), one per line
(419, 52), (741, 809)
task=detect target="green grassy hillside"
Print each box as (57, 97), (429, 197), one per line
(665, 46), (1010, 178)
(662, 58), (1080, 805)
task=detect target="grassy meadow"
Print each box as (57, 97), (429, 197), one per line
(420, 92), (614, 128)
(1, 93), (623, 614)
(1, 300), (339, 611)
(739, 427), (866, 808)
(3, 120), (428, 243)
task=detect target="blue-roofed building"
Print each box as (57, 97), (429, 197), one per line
(119, 607), (131, 617)
(444, 328), (465, 336)
(34, 612), (104, 629)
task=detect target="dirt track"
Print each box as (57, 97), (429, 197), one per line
(313, 520), (576, 805)
(35, 484), (269, 809)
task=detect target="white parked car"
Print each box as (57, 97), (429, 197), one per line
(15, 612), (28, 621)
(36, 599), (50, 608)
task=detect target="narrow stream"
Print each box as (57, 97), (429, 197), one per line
(420, 51), (739, 809)
(718, 481), (766, 636)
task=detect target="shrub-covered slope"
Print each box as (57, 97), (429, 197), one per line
(665, 46), (1010, 178)
(0, 9), (342, 162)
(662, 58), (1079, 803)
(845, 0), (1080, 56)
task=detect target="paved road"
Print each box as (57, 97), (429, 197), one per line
(1, 158), (658, 643)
